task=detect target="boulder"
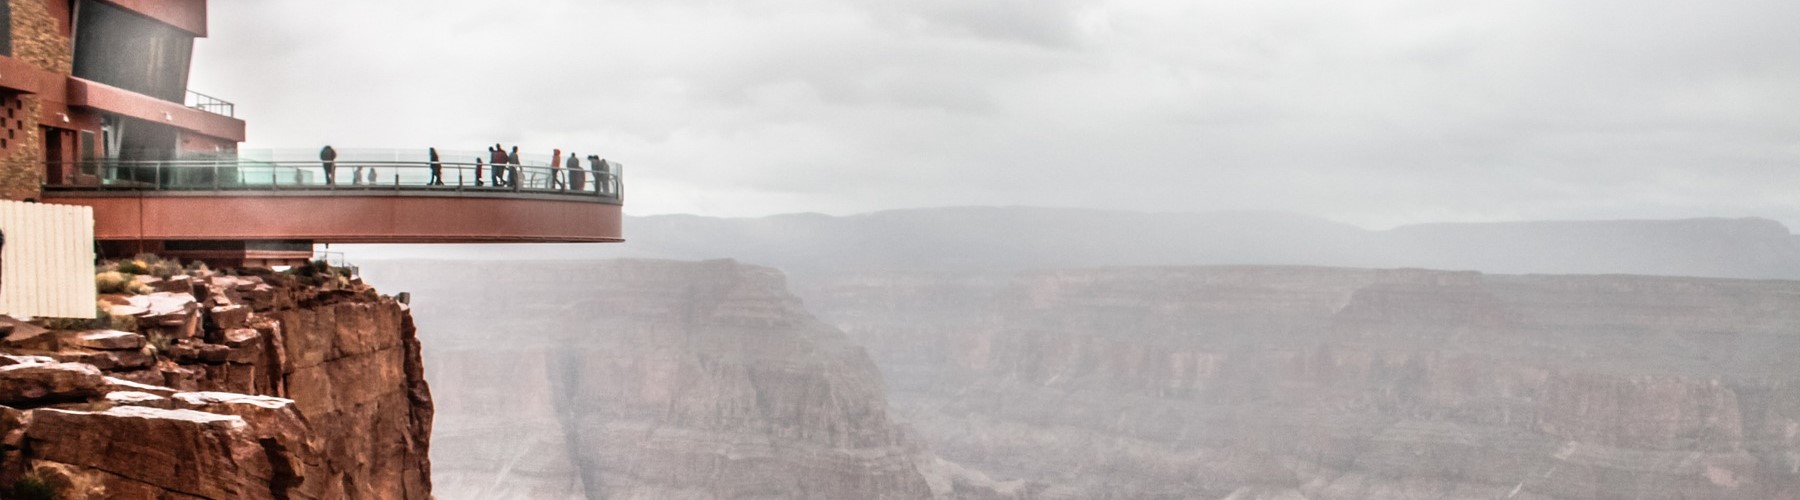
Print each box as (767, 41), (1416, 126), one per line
(0, 354), (56, 366)
(65, 330), (146, 351)
(0, 317), (52, 350)
(159, 365), (201, 392)
(224, 328), (261, 348)
(105, 391), (175, 409)
(172, 392), (295, 415)
(151, 275), (194, 294)
(211, 305), (252, 330)
(100, 302), (148, 318)
(168, 342), (233, 365)
(45, 348), (154, 371)
(106, 370), (168, 389)
(131, 292), (198, 324)
(0, 362), (103, 406)
(102, 376), (179, 397)
(25, 406), (279, 500)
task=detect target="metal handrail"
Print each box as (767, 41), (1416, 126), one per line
(185, 90), (235, 117)
(40, 159), (624, 202)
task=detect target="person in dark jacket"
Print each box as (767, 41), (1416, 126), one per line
(489, 144), (508, 186)
(427, 147), (443, 185)
(567, 152), (585, 191)
(590, 155), (610, 195)
(474, 157), (485, 186)
(319, 145), (338, 185)
(507, 146), (521, 188)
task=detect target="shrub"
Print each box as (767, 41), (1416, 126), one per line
(8, 473), (57, 500)
(117, 253), (186, 278)
(286, 259), (351, 286)
(39, 305), (135, 332)
(126, 280), (155, 295)
(147, 332), (172, 356)
(115, 259), (151, 275)
(96, 271), (154, 295)
(40, 314), (100, 331)
(108, 312), (139, 332)
(95, 271), (131, 294)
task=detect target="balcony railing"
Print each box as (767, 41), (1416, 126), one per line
(41, 158), (624, 203)
(185, 90), (235, 117)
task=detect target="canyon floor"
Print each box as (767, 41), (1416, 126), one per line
(365, 257), (1800, 500)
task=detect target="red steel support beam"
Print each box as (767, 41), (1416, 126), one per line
(47, 193), (623, 244)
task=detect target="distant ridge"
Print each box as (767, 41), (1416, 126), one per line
(354, 207), (1800, 280)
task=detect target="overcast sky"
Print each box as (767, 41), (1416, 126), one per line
(189, 0), (1800, 229)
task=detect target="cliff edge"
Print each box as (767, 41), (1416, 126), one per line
(362, 258), (1016, 500)
(0, 261), (433, 499)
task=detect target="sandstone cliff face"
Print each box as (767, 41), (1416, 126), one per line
(799, 267), (1800, 500)
(366, 259), (944, 500)
(0, 267), (432, 499)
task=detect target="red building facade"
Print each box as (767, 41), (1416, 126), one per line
(1, 0), (624, 266)
(0, 0), (241, 200)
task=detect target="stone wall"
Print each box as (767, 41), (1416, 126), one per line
(10, 0), (73, 74)
(0, 0), (70, 201)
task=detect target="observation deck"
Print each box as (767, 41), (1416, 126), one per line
(41, 149), (624, 265)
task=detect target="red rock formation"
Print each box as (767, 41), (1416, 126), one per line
(367, 259), (961, 500)
(801, 266), (1800, 500)
(0, 266), (432, 499)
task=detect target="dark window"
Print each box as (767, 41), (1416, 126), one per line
(79, 130), (98, 175)
(72, 0), (193, 102)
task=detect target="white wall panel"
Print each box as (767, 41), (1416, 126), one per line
(0, 200), (97, 319)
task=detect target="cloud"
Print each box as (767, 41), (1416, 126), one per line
(190, 0), (1800, 228)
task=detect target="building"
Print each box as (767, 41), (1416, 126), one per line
(0, 0), (623, 267)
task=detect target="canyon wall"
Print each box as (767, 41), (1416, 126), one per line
(346, 209), (1800, 280)
(0, 267), (432, 499)
(367, 259), (971, 500)
(799, 267), (1800, 499)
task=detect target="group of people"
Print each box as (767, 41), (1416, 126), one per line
(315, 145), (387, 185)
(318, 145), (613, 193)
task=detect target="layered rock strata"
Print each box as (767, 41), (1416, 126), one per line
(801, 267), (1800, 500)
(0, 268), (432, 499)
(364, 259), (963, 500)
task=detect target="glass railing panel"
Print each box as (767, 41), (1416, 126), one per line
(42, 153), (623, 202)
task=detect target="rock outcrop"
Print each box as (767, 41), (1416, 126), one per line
(803, 267), (1800, 499)
(0, 267), (432, 499)
(365, 259), (959, 500)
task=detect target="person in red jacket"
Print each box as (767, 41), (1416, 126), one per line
(550, 148), (564, 190)
(489, 144), (509, 187)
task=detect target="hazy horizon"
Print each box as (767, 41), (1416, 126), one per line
(190, 1), (1800, 228)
